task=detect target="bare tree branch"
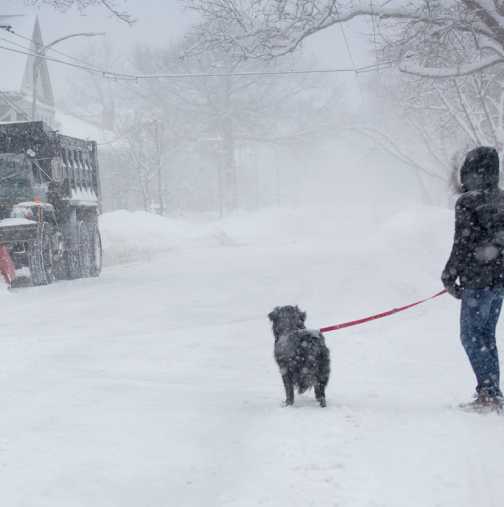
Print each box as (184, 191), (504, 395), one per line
(26, 0), (135, 23)
(399, 54), (504, 77)
(185, 0), (504, 77)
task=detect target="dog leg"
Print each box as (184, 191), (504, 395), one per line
(315, 383), (327, 407)
(282, 374), (294, 406)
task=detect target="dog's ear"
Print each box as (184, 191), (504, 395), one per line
(268, 307), (279, 322)
(296, 306), (307, 323)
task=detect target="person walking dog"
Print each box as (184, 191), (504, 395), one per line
(442, 146), (504, 411)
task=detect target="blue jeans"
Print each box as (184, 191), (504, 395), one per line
(461, 288), (504, 397)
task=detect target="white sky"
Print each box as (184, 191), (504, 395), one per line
(0, 1), (376, 107)
(2, 0), (195, 48)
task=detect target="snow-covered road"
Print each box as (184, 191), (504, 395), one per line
(1, 206), (504, 507)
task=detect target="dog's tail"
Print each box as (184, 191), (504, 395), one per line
(295, 330), (329, 394)
(297, 380), (314, 395)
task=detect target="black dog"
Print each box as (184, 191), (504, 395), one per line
(268, 305), (330, 407)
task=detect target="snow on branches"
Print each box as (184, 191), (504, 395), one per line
(186, 0), (423, 58)
(186, 0), (504, 77)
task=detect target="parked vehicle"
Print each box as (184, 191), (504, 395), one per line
(0, 121), (102, 285)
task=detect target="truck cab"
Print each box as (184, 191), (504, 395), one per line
(0, 154), (35, 219)
(0, 121), (102, 286)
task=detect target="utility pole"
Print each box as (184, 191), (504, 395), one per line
(31, 29), (104, 120)
(153, 119), (165, 216)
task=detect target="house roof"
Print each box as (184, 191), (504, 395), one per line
(55, 110), (117, 146)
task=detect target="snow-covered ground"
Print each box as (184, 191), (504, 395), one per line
(2, 204), (504, 507)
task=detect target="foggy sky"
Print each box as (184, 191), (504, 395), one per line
(1, 0), (375, 106)
(3, 0), (195, 48)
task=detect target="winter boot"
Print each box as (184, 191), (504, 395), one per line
(460, 392), (503, 414)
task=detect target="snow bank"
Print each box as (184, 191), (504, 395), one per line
(99, 205), (379, 266)
(99, 210), (223, 266)
(214, 203), (397, 245)
(100, 205), (454, 271)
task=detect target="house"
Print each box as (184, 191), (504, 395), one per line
(0, 17), (124, 212)
(0, 16), (114, 144)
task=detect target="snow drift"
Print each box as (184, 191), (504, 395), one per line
(100, 204), (453, 272)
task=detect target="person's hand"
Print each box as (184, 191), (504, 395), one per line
(441, 268), (463, 299)
(446, 283), (463, 299)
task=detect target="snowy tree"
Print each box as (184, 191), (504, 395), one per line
(183, 1), (504, 190)
(185, 0), (504, 197)
(374, 8), (504, 191)
(127, 37), (339, 215)
(185, 1), (504, 78)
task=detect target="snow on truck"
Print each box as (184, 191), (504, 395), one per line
(0, 121), (102, 286)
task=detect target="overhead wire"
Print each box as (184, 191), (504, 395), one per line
(0, 34), (34, 53)
(0, 42), (123, 77)
(337, 13), (365, 102)
(370, 0), (380, 72)
(7, 28), (103, 69)
(0, 25), (394, 81)
(0, 41), (392, 80)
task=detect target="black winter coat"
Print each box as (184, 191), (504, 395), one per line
(442, 147), (504, 291)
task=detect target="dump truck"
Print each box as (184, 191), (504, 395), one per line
(0, 121), (102, 286)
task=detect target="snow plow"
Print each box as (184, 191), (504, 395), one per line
(0, 245), (15, 285)
(0, 121), (102, 287)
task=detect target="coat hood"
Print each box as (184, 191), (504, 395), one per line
(460, 146), (500, 192)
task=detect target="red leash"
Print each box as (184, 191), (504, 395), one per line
(320, 289), (448, 334)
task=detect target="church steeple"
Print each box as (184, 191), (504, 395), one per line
(20, 16), (55, 108)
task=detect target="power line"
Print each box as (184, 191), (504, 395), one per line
(8, 29), (102, 69)
(337, 17), (364, 102)
(369, 0), (385, 77)
(0, 42), (392, 81)
(0, 42), (120, 76)
(340, 24), (358, 71)
(0, 26), (393, 81)
(0, 34), (36, 54)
